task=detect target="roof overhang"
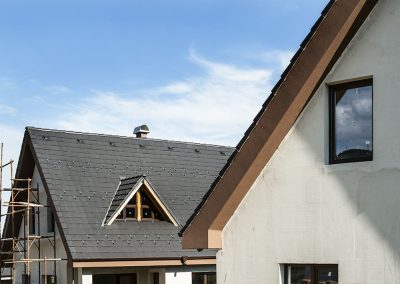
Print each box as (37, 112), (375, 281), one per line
(180, 0), (379, 249)
(72, 257), (216, 268)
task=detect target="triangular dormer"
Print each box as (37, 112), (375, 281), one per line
(103, 175), (179, 226)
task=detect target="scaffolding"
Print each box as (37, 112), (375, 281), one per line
(1, 143), (61, 284)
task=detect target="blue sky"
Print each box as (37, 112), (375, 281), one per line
(0, 0), (328, 175)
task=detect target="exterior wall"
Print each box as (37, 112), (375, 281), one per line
(219, 0), (400, 283)
(14, 166), (68, 284)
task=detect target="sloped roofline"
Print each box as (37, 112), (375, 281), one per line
(1, 130), (73, 260)
(180, 0), (379, 249)
(104, 176), (179, 226)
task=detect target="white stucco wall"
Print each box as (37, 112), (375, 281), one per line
(219, 0), (400, 283)
(165, 272), (192, 284)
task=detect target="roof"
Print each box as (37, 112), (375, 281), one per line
(4, 127), (234, 261)
(181, 0), (380, 249)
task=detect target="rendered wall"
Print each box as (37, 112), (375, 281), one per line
(219, 0), (400, 283)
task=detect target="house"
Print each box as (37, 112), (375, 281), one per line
(181, 0), (400, 283)
(0, 126), (233, 284)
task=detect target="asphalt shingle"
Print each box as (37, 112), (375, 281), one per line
(27, 127), (234, 260)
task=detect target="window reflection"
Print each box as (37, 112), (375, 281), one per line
(290, 266), (312, 284)
(317, 267), (338, 284)
(330, 80), (373, 163)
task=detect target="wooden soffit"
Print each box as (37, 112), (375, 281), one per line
(181, 0), (379, 249)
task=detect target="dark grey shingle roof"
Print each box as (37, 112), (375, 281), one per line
(27, 127), (234, 260)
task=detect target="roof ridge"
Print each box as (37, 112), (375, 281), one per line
(26, 126), (235, 149)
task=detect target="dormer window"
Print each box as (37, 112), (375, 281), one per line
(104, 175), (178, 226)
(116, 189), (164, 221)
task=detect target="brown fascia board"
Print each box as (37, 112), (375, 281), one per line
(181, 0), (379, 249)
(72, 256), (216, 268)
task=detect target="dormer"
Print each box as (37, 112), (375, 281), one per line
(103, 175), (179, 226)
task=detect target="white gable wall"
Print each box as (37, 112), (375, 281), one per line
(219, 0), (400, 283)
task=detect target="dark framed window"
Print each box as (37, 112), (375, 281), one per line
(192, 272), (216, 284)
(116, 189), (164, 222)
(22, 274), (31, 284)
(150, 272), (160, 284)
(93, 273), (137, 284)
(47, 196), (55, 233)
(42, 275), (56, 284)
(329, 79), (373, 164)
(29, 207), (36, 235)
(284, 264), (338, 284)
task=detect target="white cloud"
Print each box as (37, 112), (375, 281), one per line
(0, 76), (16, 89)
(0, 104), (16, 115)
(262, 50), (294, 70)
(55, 50), (290, 146)
(44, 85), (72, 95)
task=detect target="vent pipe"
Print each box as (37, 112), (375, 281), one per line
(134, 125), (150, 138)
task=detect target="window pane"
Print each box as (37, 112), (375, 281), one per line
(120, 274), (138, 284)
(332, 81), (373, 163)
(126, 207), (136, 218)
(206, 272), (216, 284)
(93, 275), (117, 284)
(192, 273), (205, 284)
(143, 207), (152, 218)
(317, 267), (338, 284)
(289, 266), (312, 284)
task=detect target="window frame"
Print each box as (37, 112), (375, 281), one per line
(115, 189), (164, 222)
(329, 78), (373, 164)
(284, 264), (338, 284)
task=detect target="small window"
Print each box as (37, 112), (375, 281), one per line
(329, 79), (373, 164)
(116, 189), (164, 222)
(284, 264), (338, 284)
(47, 197), (55, 233)
(29, 207), (36, 235)
(150, 272), (160, 284)
(192, 272), (216, 284)
(42, 275), (56, 284)
(22, 274), (31, 284)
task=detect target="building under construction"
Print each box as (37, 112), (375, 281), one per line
(0, 126), (228, 284)
(1, 143), (62, 284)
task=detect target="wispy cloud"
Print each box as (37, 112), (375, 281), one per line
(0, 76), (16, 89)
(55, 50), (290, 146)
(0, 103), (17, 115)
(44, 85), (72, 95)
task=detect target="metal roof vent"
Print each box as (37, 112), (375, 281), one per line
(134, 124), (150, 138)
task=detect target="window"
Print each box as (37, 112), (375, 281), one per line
(42, 275), (56, 284)
(47, 197), (55, 233)
(329, 79), (373, 164)
(29, 207), (36, 235)
(284, 264), (338, 284)
(150, 272), (160, 284)
(116, 189), (164, 222)
(192, 272), (216, 284)
(22, 274), (30, 284)
(93, 274), (137, 284)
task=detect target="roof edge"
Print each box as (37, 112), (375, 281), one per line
(181, 0), (379, 249)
